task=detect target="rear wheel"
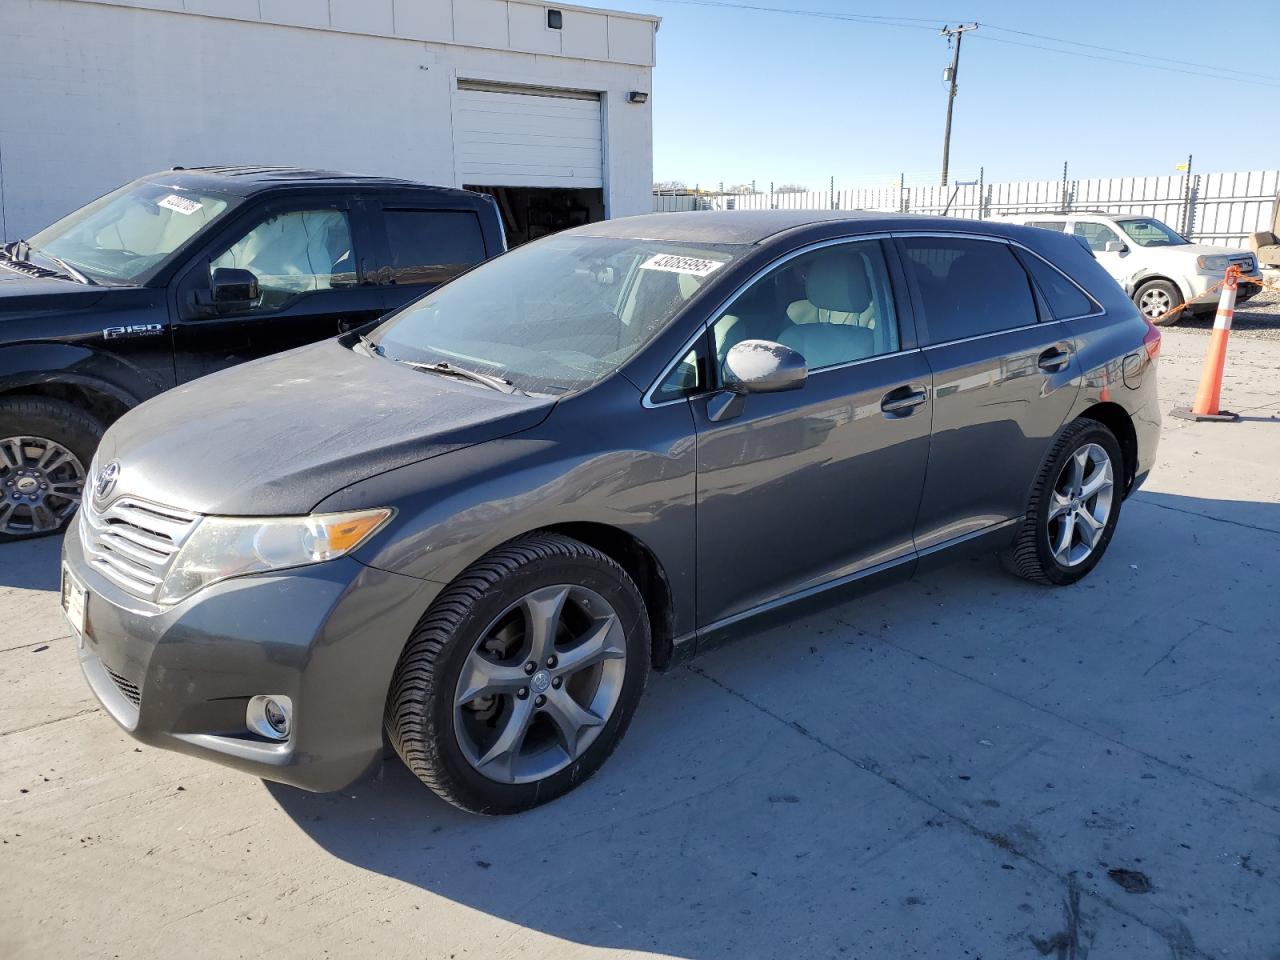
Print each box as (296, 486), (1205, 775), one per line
(384, 533), (650, 814)
(1004, 419), (1123, 586)
(1134, 279), (1184, 325)
(0, 397), (103, 542)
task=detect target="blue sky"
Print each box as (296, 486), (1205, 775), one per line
(620, 0), (1280, 190)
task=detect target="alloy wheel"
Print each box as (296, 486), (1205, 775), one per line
(1139, 288), (1172, 319)
(1047, 442), (1114, 567)
(454, 584), (628, 784)
(0, 436), (86, 536)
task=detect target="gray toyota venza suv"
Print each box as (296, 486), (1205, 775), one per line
(62, 211), (1160, 814)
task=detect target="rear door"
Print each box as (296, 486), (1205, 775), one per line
(691, 237), (932, 628)
(896, 233), (1081, 553)
(366, 202), (494, 312)
(170, 195), (384, 381)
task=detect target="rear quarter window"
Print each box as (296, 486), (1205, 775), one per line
(1016, 249), (1098, 319)
(900, 236), (1038, 343)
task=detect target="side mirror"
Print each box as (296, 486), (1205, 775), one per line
(1104, 240), (1128, 254)
(210, 267), (260, 308)
(723, 339), (807, 394)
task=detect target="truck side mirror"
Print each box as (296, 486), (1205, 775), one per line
(210, 267), (260, 309)
(1104, 240), (1128, 254)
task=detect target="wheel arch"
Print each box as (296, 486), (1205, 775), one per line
(1132, 273), (1188, 301)
(1076, 402), (1138, 496)
(537, 522), (677, 671)
(0, 377), (134, 428)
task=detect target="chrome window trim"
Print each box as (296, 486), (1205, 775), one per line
(642, 232), (895, 408)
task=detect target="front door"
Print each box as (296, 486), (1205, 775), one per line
(895, 234), (1081, 552)
(692, 238), (932, 628)
(171, 198), (385, 382)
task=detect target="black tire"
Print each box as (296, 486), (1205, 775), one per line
(1134, 279), (1184, 326)
(384, 532), (650, 815)
(1003, 418), (1124, 586)
(0, 396), (104, 543)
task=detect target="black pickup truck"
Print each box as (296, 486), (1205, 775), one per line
(0, 166), (505, 541)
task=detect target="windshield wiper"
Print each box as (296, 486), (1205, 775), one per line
(27, 247), (95, 285)
(356, 333), (385, 357)
(401, 360), (520, 395)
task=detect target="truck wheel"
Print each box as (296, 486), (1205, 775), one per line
(385, 533), (650, 815)
(0, 397), (104, 542)
(1003, 418), (1124, 586)
(1134, 279), (1184, 325)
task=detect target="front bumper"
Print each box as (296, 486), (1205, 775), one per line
(64, 520), (440, 792)
(1185, 273), (1264, 307)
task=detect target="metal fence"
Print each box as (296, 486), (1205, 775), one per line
(653, 169), (1280, 248)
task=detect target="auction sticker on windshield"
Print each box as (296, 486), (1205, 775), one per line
(157, 194), (203, 216)
(639, 254), (725, 278)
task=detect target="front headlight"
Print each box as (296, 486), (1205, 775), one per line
(157, 508), (392, 604)
(1197, 254), (1231, 273)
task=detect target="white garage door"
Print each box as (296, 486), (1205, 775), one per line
(454, 80), (603, 188)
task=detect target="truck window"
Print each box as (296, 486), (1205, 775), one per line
(211, 209), (355, 310)
(383, 210), (488, 285)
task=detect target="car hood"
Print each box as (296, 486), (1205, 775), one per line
(1145, 242), (1251, 260)
(95, 338), (556, 516)
(0, 261), (112, 311)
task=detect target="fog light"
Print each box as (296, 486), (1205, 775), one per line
(247, 695), (293, 741)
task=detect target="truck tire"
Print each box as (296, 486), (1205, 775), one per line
(0, 397), (104, 542)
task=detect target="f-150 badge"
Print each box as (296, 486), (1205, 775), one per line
(103, 324), (163, 340)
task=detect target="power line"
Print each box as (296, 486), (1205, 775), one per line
(980, 24), (1280, 84)
(645, 0), (1280, 90)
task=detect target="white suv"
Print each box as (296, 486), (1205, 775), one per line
(999, 212), (1263, 324)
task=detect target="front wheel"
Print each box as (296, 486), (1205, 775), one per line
(1004, 419), (1124, 586)
(0, 397), (103, 542)
(1134, 279), (1184, 326)
(384, 533), (650, 814)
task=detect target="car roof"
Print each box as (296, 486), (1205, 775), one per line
(570, 210), (1025, 246)
(139, 165), (483, 199)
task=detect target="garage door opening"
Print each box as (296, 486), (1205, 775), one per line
(466, 186), (604, 246)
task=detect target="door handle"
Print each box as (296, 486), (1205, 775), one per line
(1038, 346), (1071, 372)
(880, 386), (928, 416)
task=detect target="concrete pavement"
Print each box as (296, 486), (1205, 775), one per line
(2, 328), (1279, 959)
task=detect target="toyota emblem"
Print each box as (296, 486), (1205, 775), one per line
(94, 460), (122, 504)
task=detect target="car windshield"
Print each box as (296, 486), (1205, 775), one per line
(25, 181), (237, 284)
(369, 235), (744, 395)
(1116, 218), (1189, 248)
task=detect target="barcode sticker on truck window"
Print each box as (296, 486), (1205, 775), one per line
(157, 194), (203, 216)
(639, 254), (725, 278)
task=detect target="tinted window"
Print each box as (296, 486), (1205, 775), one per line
(1071, 220), (1121, 252)
(211, 209), (355, 311)
(384, 210), (487, 285)
(1018, 250), (1097, 319)
(901, 236), (1037, 343)
(711, 240), (900, 375)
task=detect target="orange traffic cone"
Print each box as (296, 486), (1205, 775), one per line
(1172, 266), (1241, 423)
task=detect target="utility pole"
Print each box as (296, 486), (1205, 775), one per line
(939, 23), (978, 188)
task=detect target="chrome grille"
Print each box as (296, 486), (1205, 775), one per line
(105, 666), (142, 707)
(80, 495), (200, 601)
(1230, 254), (1257, 274)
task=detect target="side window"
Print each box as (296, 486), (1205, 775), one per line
(211, 209), (354, 311)
(1017, 250), (1097, 320)
(711, 241), (900, 376)
(652, 345), (706, 403)
(1072, 220), (1121, 252)
(900, 236), (1037, 343)
(1027, 221), (1066, 232)
(383, 209), (488, 285)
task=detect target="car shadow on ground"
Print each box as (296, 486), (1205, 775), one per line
(0, 534), (63, 591)
(266, 490), (1280, 957)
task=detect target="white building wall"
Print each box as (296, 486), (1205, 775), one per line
(0, 0), (657, 241)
